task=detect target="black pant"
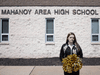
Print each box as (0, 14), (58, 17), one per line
(64, 70), (79, 75)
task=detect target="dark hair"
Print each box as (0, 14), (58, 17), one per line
(66, 32), (81, 52)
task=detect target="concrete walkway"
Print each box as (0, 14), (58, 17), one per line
(0, 66), (100, 75)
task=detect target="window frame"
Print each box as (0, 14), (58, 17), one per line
(0, 18), (9, 43)
(91, 18), (100, 43)
(45, 18), (55, 43)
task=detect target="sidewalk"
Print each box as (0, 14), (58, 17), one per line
(0, 66), (100, 75)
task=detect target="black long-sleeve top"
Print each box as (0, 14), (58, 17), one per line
(60, 43), (83, 62)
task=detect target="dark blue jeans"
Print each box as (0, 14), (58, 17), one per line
(64, 70), (79, 75)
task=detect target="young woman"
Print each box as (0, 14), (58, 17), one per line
(60, 32), (83, 75)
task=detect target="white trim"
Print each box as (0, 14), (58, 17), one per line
(45, 18), (55, 43)
(0, 19), (1, 42)
(91, 34), (99, 42)
(92, 33), (99, 35)
(91, 42), (100, 45)
(46, 34), (54, 41)
(99, 19), (100, 42)
(45, 42), (55, 45)
(91, 19), (92, 42)
(91, 18), (100, 43)
(46, 34), (54, 35)
(1, 34), (9, 42)
(0, 18), (9, 42)
(54, 17), (55, 42)
(0, 41), (9, 44)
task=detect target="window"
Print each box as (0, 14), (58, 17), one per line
(91, 19), (100, 42)
(45, 18), (54, 42)
(0, 18), (9, 42)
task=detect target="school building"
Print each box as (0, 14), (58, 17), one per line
(0, 0), (100, 59)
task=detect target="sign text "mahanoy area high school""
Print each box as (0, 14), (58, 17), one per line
(1, 9), (99, 15)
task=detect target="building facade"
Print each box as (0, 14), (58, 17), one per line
(0, 0), (100, 58)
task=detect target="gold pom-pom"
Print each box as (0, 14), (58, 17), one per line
(62, 54), (83, 73)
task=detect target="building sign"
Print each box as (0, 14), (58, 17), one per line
(73, 9), (98, 15)
(1, 9), (32, 15)
(1, 9), (99, 15)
